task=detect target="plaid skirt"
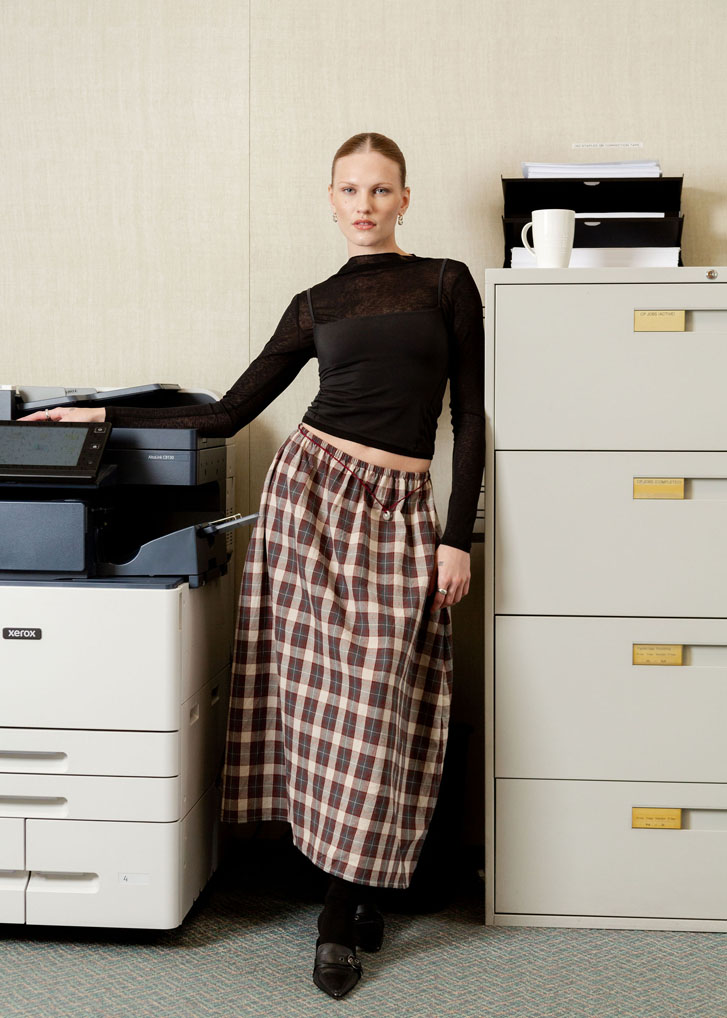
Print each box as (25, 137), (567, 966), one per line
(220, 425), (453, 888)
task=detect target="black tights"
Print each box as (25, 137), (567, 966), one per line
(317, 873), (375, 946)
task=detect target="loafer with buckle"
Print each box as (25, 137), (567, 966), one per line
(312, 940), (362, 999)
(353, 903), (385, 952)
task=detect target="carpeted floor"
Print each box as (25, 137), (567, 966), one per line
(3, 837), (727, 1018)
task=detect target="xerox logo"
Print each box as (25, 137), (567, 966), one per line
(3, 628), (42, 640)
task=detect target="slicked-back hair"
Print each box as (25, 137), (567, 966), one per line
(331, 133), (407, 188)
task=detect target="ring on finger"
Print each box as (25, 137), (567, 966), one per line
(437, 587), (448, 596)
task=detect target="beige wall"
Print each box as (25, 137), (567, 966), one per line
(2, 0), (726, 843)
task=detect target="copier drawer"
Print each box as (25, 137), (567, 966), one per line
(0, 818), (25, 868)
(494, 282), (727, 450)
(495, 616), (727, 782)
(24, 786), (218, 929)
(0, 729), (179, 777)
(25, 819), (181, 929)
(0, 773), (179, 821)
(496, 779), (727, 920)
(0, 819), (28, 923)
(495, 451), (727, 617)
(0, 871), (28, 924)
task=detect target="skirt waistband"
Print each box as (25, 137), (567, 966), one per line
(295, 424), (431, 484)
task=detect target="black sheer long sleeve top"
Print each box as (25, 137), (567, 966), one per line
(106, 253), (485, 551)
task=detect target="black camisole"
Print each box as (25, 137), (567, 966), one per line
(302, 260), (449, 458)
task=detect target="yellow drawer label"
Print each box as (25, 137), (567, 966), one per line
(632, 807), (682, 829)
(633, 477), (685, 499)
(634, 309), (686, 331)
(633, 644), (684, 666)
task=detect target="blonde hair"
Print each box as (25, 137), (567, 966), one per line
(331, 133), (407, 187)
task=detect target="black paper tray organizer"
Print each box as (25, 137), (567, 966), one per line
(501, 176), (684, 268)
(502, 213), (684, 258)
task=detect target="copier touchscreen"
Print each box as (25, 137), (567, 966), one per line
(1, 425), (86, 465)
(0, 421), (111, 480)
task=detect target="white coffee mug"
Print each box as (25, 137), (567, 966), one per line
(521, 208), (576, 268)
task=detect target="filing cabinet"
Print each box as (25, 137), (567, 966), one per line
(485, 267), (727, 932)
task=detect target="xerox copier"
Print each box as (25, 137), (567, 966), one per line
(0, 384), (254, 930)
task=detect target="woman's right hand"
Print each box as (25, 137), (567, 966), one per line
(17, 407), (106, 423)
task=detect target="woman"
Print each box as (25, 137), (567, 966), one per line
(21, 133), (485, 999)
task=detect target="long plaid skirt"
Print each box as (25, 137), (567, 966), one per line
(220, 425), (453, 888)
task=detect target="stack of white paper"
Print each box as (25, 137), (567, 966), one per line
(575, 211), (665, 219)
(522, 160), (661, 178)
(510, 246), (680, 269)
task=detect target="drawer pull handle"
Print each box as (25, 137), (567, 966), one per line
(0, 870), (29, 885)
(28, 871), (99, 893)
(0, 752), (68, 773)
(0, 796), (68, 817)
(633, 809), (727, 832)
(634, 308), (727, 332)
(634, 644), (727, 667)
(634, 478), (727, 500)
(210, 685), (220, 706)
(682, 810), (727, 831)
(684, 478), (727, 500)
(189, 704), (200, 725)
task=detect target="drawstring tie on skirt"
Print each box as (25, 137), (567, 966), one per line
(298, 425), (429, 520)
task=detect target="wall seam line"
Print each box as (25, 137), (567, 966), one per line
(246, 0), (252, 522)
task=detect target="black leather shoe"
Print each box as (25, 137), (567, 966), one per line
(353, 903), (385, 952)
(312, 941), (362, 999)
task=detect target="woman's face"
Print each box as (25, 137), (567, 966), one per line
(329, 150), (410, 256)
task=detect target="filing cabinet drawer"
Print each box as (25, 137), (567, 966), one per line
(495, 451), (727, 616)
(496, 779), (727, 920)
(0, 818), (25, 869)
(494, 282), (727, 450)
(496, 616), (727, 781)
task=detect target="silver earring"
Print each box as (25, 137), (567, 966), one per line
(397, 213), (404, 226)
(332, 210), (338, 223)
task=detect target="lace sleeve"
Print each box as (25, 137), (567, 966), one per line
(105, 294), (315, 436)
(439, 263), (485, 552)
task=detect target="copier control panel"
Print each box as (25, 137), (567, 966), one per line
(0, 421), (111, 482)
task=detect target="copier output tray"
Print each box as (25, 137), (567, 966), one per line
(99, 513), (257, 586)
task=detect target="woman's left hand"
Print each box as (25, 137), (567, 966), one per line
(429, 544), (470, 611)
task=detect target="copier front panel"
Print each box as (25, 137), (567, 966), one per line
(1, 582), (183, 729)
(0, 578), (232, 928)
(0, 577), (231, 730)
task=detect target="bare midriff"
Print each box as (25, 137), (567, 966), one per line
(303, 425), (431, 474)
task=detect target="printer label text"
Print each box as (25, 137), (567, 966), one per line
(3, 628), (42, 640)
